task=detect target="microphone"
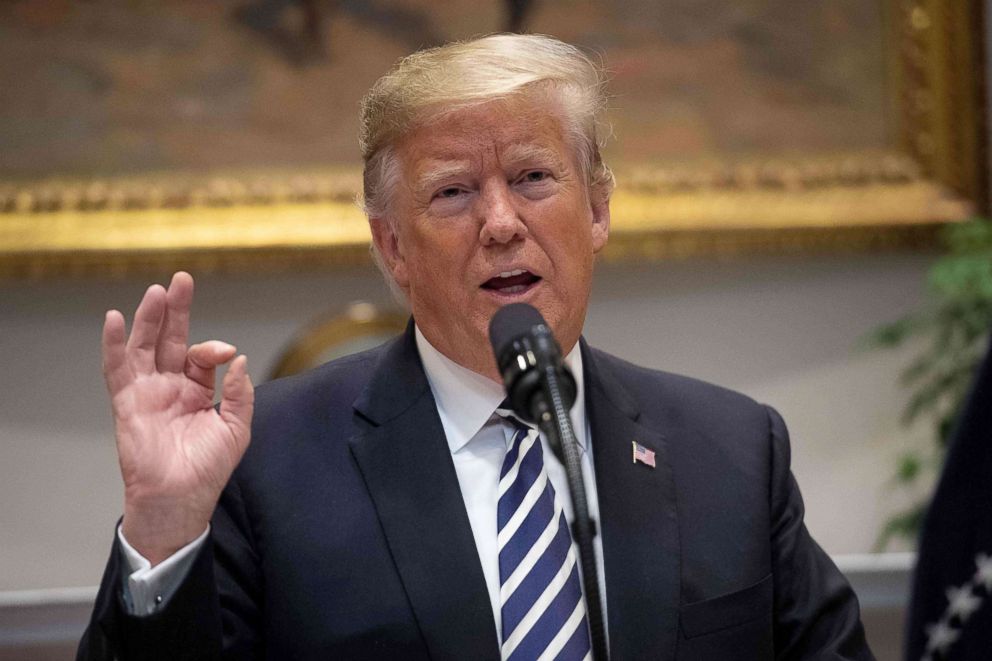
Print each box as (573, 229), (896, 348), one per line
(488, 303), (576, 463)
(488, 303), (609, 661)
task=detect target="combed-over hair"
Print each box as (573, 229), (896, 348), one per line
(359, 33), (614, 220)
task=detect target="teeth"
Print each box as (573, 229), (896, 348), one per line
(500, 284), (526, 293)
(497, 269), (526, 278)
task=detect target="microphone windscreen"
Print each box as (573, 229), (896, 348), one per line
(488, 303), (547, 358)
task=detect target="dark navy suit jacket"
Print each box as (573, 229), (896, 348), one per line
(79, 324), (872, 660)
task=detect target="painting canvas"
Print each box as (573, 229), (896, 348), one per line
(0, 0), (889, 176)
(0, 0), (984, 275)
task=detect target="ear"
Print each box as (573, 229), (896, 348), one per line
(589, 187), (611, 254)
(369, 217), (410, 288)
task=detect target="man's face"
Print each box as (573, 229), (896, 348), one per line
(370, 93), (610, 380)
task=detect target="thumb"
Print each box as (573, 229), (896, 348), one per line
(185, 341), (237, 390)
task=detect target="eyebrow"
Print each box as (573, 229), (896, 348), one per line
(412, 161), (474, 195)
(500, 144), (566, 170)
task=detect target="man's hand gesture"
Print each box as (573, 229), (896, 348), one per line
(102, 272), (254, 566)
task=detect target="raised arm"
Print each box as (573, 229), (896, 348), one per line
(103, 272), (254, 565)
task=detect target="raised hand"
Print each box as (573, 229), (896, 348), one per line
(102, 272), (254, 565)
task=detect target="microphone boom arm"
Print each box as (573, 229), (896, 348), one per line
(535, 359), (609, 661)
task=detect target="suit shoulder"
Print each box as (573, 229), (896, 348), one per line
(587, 347), (771, 431)
(590, 347), (761, 407)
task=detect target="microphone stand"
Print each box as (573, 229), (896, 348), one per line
(533, 358), (609, 661)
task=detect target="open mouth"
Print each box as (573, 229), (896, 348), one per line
(481, 268), (542, 295)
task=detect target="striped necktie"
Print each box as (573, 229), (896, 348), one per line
(496, 411), (592, 661)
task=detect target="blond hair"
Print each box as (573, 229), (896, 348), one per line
(359, 33), (614, 220)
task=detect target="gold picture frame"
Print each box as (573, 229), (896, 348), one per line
(268, 302), (408, 380)
(0, 0), (985, 279)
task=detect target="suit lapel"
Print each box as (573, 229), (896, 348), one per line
(583, 342), (681, 660)
(348, 323), (500, 661)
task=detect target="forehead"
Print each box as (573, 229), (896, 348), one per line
(395, 96), (575, 172)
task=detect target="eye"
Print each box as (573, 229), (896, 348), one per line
(435, 186), (463, 199)
(514, 169), (556, 200)
(518, 170), (549, 184)
(428, 184), (473, 216)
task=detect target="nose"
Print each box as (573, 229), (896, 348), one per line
(478, 181), (526, 245)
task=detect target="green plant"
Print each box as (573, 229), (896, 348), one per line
(868, 217), (992, 550)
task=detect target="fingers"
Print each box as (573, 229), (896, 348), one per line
(125, 284), (167, 374)
(102, 309), (130, 395)
(156, 272), (194, 373)
(185, 341), (238, 390)
(220, 355), (254, 444)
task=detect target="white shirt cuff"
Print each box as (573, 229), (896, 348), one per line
(117, 524), (210, 616)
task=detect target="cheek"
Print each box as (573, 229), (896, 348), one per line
(410, 247), (464, 298)
(547, 215), (595, 266)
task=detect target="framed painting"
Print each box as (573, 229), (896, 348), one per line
(0, 0), (985, 277)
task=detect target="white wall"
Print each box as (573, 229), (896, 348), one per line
(0, 252), (933, 591)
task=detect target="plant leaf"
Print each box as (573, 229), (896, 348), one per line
(875, 502), (928, 551)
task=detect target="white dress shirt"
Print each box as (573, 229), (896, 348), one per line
(120, 325), (607, 639)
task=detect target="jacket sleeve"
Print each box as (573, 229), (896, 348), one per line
(76, 474), (263, 661)
(765, 405), (875, 661)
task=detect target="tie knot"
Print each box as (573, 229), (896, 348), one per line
(493, 401), (532, 437)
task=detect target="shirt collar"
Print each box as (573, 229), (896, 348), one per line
(414, 324), (587, 455)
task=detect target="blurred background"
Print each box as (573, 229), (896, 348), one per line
(2, 1), (991, 659)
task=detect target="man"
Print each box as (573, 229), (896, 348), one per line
(79, 34), (873, 660)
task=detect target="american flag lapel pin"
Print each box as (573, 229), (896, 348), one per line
(632, 440), (656, 468)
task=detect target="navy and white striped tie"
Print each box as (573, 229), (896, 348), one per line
(496, 412), (591, 661)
